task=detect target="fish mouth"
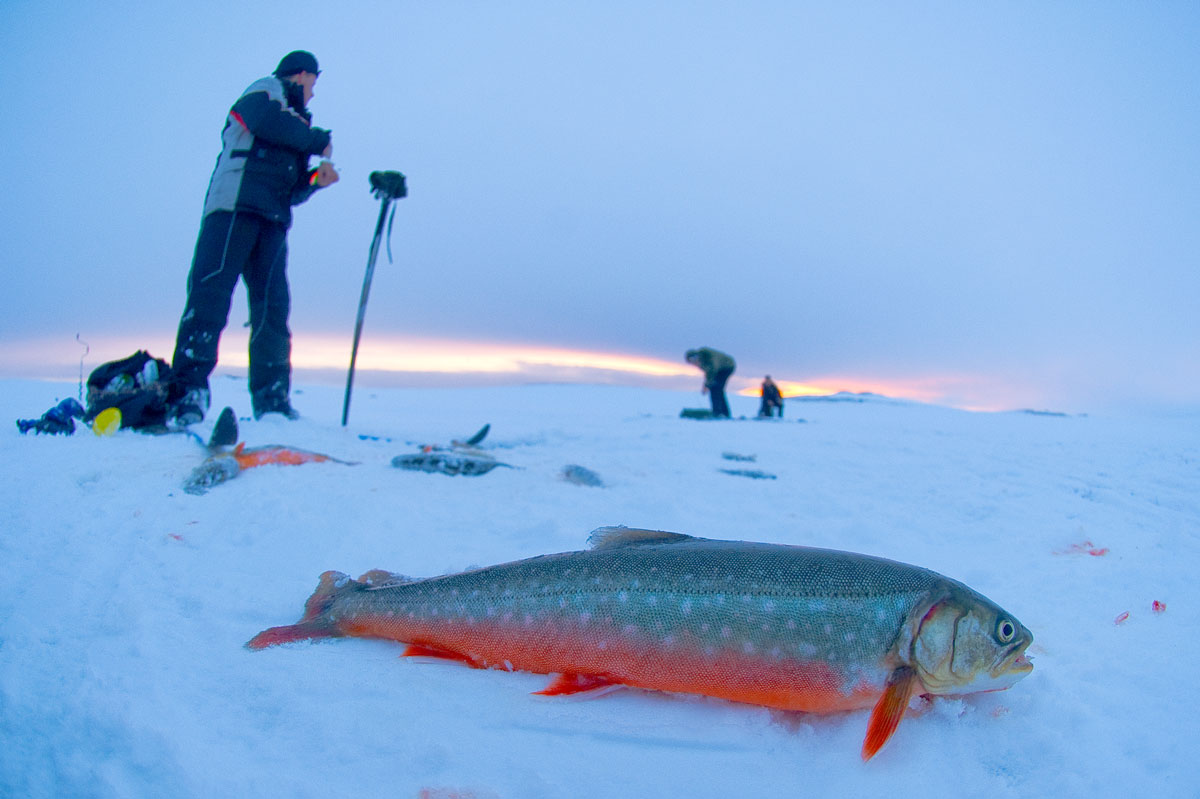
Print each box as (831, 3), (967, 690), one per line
(994, 647), (1033, 679)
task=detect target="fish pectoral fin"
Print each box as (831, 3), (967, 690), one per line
(533, 673), (623, 697)
(861, 666), (918, 761)
(401, 643), (480, 667)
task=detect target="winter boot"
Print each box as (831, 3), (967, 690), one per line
(170, 387), (210, 426)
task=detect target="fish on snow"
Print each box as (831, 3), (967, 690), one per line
(247, 527), (1033, 759)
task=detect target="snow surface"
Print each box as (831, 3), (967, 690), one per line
(2, 377), (1197, 798)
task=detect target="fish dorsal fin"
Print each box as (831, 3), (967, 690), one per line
(587, 526), (697, 550)
(356, 569), (417, 588)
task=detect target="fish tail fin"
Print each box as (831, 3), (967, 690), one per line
(246, 570), (356, 650)
(861, 666), (917, 761)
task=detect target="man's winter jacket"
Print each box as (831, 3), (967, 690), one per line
(201, 76), (331, 228)
(687, 347), (737, 382)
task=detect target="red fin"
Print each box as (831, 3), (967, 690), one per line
(245, 570), (354, 649)
(862, 666), (917, 761)
(246, 621), (336, 650)
(402, 643), (479, 667)
(532, 673), (621, 696)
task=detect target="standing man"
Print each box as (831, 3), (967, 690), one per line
(685, 347), (736, 418)
(168, 50), (339, 425)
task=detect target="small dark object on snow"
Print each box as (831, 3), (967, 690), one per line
(719, 468), (777, 480)
(17, 398), (86, 436)
(681, 408), (716, 420)
(461, 423), (490, 447)
(721, 452), (757, 462)
(85, 350), (172, 429)
(208, 406), (239, 448)
(392, 451), (508, 476)
(561, 464), (605, 487)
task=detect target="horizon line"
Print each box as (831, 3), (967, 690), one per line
(0, 331), (1038, 412)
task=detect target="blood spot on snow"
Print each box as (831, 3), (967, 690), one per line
(1053, 540), (1109, 556)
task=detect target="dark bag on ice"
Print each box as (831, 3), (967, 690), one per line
(85, 350), (172, 429)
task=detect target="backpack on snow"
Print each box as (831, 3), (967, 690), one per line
(85, 350), (172, 429)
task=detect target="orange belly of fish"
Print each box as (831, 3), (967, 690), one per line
(235, 447), (330, 469)
(340, 614), (882, 714)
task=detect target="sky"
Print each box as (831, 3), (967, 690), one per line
(2, 1), (1198, 413)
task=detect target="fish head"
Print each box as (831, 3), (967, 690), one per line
(908, 590), (1033, 696)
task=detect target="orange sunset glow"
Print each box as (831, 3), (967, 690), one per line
(3, 332), (1037, 411)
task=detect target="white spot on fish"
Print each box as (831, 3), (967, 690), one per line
(598, 640), (609, 650)
(844, 632), (856, 643)
(646, 595), (658, 606)
(386, 610), (394, 617)
(663, 635), (676, 646)
(622, 624), (638, 635)
(720, 626), (732, 639)
(743, 642), (756, 654)
(704, 645), (716, 657)
(786, 620), (796, 630)
(524, 614), (534, 626)
(503, 660), (513, 671)
(680, 600), (693, 614)
(580, 612), (592, 625)
(763, 600), (776, 613)
(618, 591), (629, 603)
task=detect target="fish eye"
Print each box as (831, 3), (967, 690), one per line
(996, 619), (1016, 643)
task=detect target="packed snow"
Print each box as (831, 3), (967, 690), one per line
(2, 376), (1197, 797)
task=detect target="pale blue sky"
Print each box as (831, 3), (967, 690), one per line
(2, 1), (1197, 412)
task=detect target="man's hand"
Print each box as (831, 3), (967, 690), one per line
(315, 160), (340, 187)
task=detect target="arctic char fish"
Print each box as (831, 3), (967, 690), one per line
(248, 527), (1033, 759)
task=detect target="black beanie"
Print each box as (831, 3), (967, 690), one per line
(274, 50), (320, 77)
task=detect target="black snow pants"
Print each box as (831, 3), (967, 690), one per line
(170, 210), (292, 407)
(707, 366), (734, 418)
